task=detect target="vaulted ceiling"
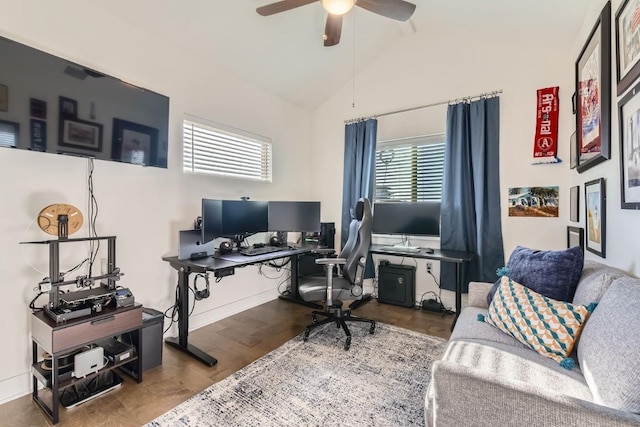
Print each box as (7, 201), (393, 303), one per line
(95, 0), (600, 110)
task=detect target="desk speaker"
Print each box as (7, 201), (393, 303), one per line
(377, 263), (415, 308)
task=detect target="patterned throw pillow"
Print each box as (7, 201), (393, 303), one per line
(479, 276), (596, 370)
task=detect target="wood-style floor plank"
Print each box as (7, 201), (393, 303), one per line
(0, 298), (452, 426)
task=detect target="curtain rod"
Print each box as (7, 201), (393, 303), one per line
(344, 89), (503, 124)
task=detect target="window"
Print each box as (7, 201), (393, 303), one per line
(183, 116), (272, 182)
(374, 134), (445, 202)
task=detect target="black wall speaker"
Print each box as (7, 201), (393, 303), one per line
(378, 263), (416, 308)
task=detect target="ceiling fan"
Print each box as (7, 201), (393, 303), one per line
(257, 0), (417, 47)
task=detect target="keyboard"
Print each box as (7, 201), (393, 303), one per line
(239, 246), (284, 256)
(379, 245), (421, 254)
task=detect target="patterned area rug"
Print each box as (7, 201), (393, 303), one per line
(146, 322), (446, 427)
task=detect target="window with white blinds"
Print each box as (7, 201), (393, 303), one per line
(183, 117), (272, 182)
(0, 122), (17, 148)
(374, 134), (445, 202)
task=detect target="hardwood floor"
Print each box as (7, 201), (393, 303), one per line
(1, 298), (452, 426)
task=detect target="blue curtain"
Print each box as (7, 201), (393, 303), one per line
(342, 119), (377, 278)
(440, 97), (504, 292)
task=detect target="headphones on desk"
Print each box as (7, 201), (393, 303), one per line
(194, 273), (210, 301)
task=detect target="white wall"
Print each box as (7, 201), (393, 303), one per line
(0, 2), (313, 403)
(310, 31), (580, 309)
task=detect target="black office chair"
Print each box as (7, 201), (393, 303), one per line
(299, 198), (376, 350)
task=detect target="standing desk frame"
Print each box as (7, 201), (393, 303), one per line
(369, 245), (474, 330)
(162, 246), (316, 366)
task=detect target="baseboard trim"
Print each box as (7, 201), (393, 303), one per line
(0, 371), (32, 405)
(185, 288), (280, 333)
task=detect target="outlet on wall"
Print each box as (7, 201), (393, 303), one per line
(426, 262), (432, 273)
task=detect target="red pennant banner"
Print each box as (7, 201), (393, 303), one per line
(533, 86), (560, 164)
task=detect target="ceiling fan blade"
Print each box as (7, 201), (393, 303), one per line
(356, 0), (416, 21)
(257, 0), (319, 16)
(323, 14), (343, 47)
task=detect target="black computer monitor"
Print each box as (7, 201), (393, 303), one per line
(201, 199), (223, 244)
(372, 202), (441, 236)
(268, 201), (321, 232)
(221, 200), (269, 236)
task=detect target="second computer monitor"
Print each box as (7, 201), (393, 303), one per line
(268, 201), (321, 232)
(221, 200), (269, 236)
(372, 202), (441, 236)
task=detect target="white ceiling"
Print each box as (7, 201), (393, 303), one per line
(97, 0), (600, 110)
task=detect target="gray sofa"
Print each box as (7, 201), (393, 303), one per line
(426, 260), (640, 426)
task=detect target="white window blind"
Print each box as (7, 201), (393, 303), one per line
(0, 122), (17, 148)
(183, 117), (272, 182)
(375, 134), (445, 202)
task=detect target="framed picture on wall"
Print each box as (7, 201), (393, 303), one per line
(567, 226), (584, 252)
(585, 178), (606, 258)
(615, 0), (640, 95)
(570, 185), (580, 222)
(618, 80), (640, 209)
(575, 1), (612, 173)
(59, 118), (103, 152)
(111, 118), (159, 166)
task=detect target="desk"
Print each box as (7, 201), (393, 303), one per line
(369, 245), (474, 329)
(162, 246), (318, 366)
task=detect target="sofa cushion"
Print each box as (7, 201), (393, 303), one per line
(450, 307), (529, 350)
(572, 260), (627, 306)
(578, 277), (640, 413)
(483, 277), (594, 369)
(440, 340), (593, 401)
(487, 245), (584, 305)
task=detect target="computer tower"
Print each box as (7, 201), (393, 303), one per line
(320, 222), (335, 249)
(377, 263), (416, 308)
(302, 222), (335, 249)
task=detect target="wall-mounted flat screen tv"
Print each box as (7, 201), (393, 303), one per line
(0, 35), (169, 168)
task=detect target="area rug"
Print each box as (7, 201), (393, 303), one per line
(146, 322), (446, 426)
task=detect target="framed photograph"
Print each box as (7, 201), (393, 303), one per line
(111, 118), (159, 166)
(30, 98), (47, 119)
(570, 132), (578, 169)
(567, 226), (585, 252)
(59, 118), (103, 151)
(507, 186), (559, 217)
(570, 185), (580, 222)
(575, 2), (612, 174)
(0, 119), (19, 147)
(618, 80), (640, 209)
(616, 0), (640, 95)
(0, 84), (7, 112)
(58, 96), (77, 118)
(585, 178), (606, 258)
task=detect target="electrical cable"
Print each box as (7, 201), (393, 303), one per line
(86, 158), (100, 277)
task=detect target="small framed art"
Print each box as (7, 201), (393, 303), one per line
(59, 118), (103, 152)
(618, 80), (640, 209)
(567, 226), (584, 252)
(585, 178), (606, 258)
(570, 185), (580, 222)
(615, 0), (640, 95)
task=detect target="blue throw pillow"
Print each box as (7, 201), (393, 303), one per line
(486, 245), (584, 304)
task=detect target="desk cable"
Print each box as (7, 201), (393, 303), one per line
(163, 277), (197, 335)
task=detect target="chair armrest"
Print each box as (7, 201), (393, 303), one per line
(468, 281), (493, 309)
(310, 248), (336, 254)
(315, 257), (347, 265)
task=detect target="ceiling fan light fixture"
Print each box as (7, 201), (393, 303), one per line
(321, 0), (355, 16)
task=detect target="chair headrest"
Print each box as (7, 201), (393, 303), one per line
(354, 199), (364, 220)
